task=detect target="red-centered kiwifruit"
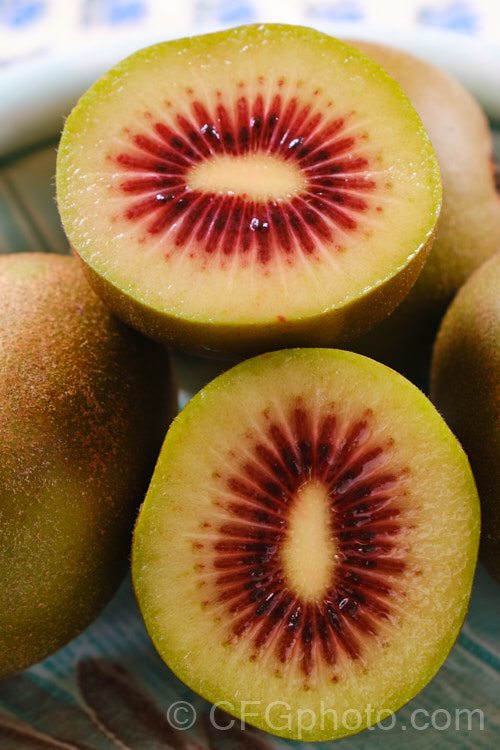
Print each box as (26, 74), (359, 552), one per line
(132, 348), (479, 742)
(56, 24), (441, 357)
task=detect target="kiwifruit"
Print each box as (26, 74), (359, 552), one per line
(132, 348), (479, 741)
(56, 24), (441, 357)
(0, 252), (176, 678)
(344, 40), (500, 374)
(431, 252), (500, 584)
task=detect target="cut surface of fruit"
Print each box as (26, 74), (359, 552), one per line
(57, 24), (441, 355)
(132, 348), (479, 741)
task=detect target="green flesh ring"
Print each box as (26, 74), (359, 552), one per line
(57, 24), (441, 356)
(132, 348), (479, 741)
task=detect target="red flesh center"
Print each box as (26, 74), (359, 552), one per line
(200, 401), (407, 679)
(115, 89), (376, 265)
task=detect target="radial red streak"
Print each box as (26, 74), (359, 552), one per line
(246, 455), (297, 495)
(147, 195), (188, 236)
(211, 195), (236, 256)
(133, 133), (192, 168)
(261, 95), (281, 151)
(193, 195), (222, 248)
(292, 196), (334, 242)
(250, 95), (265, 151)
(154, 121), (202, 162)
(254, 442), (295, 484)
(215, 103), (235, 155)
(274, 98), (299, 155)
(174, 193), (213, 247)
(308, 175), (375, 191)
(225, 503), (287, 530)
(252, 591), (289, 649)
(176, 113), (214, 158)
(124, 195), (169, 221)
(277, 605), (303, 663)
(218, 196), (241, 256)
(305, 136), (357, 167)
(235, 96), (251, 153)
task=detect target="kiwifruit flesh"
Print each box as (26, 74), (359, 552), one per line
(345, 40), (500, 373)
(56, 24), (441, 357)
(132, 348), (479, 741)
(431, 252), (500, 584)
(0, 252), (176, 678)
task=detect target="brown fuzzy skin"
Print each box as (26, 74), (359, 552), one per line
(430, 252), (500, 583)
(345, 41), (500, 375)
(0, 253), (177, 678)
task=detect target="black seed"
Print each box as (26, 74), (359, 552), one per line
(317, 618), (329, 640)
(175, 197), (188, 212)
(352, 503), (370, 516)
(287, 608), (302, 630)
(272, 597), (291, 620)
(264, 481), (285, 498)
(256, 592), (276, 616)
(249, 589), (265, 602)
(281, 447), (300, 477)
(239, 126), (249, 144)
(215, 214), (226, 231)
(359, 530), (376, 541)
(344, 571), (361, 585)
(345, 600), (359, 616)
(358, 544), (376, 555)
(319, 443), (330, 459)
(302, 623), (313, 644)
(249, 568), (267, 580)
(201, 123), (219, 140)
(326, 606), (340, 630)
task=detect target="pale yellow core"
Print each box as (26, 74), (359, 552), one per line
(280, 480), (336, 603)
(187, 153), (307, 201)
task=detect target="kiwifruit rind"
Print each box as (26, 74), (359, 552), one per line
(431, 252), (500, 584)
(345, 40), (500, 375)
(56, 24), (441, 357)
(0, 252), (176, 678)
(132, 348), (479, 742)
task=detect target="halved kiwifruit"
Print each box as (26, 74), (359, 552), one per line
(56, 25), (441, 356)
(132, 348), (479, 741)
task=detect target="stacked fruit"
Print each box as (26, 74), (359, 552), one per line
(1, 24), (499, 742)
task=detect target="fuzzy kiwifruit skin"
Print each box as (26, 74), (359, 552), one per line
(0, 252), (176, 678)
(346, 41), (500, 375)
(431, 252), (500, 583)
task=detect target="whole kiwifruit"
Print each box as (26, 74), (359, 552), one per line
(345, 40), (500, 375)
(133, 348), (479, 741)
(0, 252), (176, 678)
(431, 251), (500, 583)
(56, 24), (441, 357)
